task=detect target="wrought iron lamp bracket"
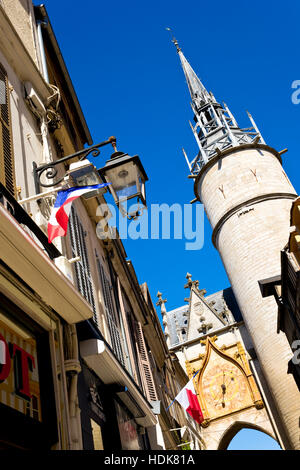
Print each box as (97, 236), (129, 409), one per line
(33, 136), (117, 191)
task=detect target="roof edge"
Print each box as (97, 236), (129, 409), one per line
(36, 4), (93, 146)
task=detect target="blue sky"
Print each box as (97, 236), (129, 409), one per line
(227, 429), (281, 450)
(42, 0), (299, 450)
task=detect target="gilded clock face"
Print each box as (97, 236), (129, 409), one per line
(207, 369), (241, 409)
(200, 349), (253, 419)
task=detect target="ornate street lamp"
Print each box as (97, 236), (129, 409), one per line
(32, 136), (148, 218)
(67, 160), (108, 200)
(99, 150), (148, 220)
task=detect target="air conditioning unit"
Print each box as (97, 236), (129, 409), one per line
(24, 81), (46, 117)
(54, 256), (75, 284)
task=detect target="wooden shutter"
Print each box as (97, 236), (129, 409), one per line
(97, 258), (126, 367)
(0, 64), (15, 196)
(97, 260), (118, 324)
(69, 207), (98, 325)
(133, 320), (158, 402)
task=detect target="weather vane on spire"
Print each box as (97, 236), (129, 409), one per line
(165, 27), (181, 52)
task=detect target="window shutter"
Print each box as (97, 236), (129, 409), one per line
(0, 64), (15, 196)
(97, 260), (118, 324)
(97, 258), (126, 368)
(69, 207), (98, 325)
(133, 320), (158, 402)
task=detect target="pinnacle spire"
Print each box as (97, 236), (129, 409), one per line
(184, 272), (199, 290)
(172, 39), (265, 174)
(167, 31), (213, 109)
(177, 49), (211, 109)
(156, 291), (167, 316)
(156, 290), (170, 345)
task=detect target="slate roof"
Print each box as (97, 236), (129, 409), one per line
(206, 287), (243, 323)
(165, 287), (242, 348)
(166, 305), (189, 347)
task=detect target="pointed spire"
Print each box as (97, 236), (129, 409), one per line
(171, 38), (266, 173)
(171, 38), (211, 109)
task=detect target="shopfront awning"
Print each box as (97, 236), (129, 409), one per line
(0, 204), (93, 325)
(80, 338), (157, 427)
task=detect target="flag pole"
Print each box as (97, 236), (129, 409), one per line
(166, 369), (200, 411)
(18, 185), (65, 204)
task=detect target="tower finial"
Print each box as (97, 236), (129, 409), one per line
(156, 291), (167, 310)
(184, 272), (199, 290)
(156, 291), (168, 337)
(166, 27), (181, 52)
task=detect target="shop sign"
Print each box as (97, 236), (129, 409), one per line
(0, 319), (41, 421)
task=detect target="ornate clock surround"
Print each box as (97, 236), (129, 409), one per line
(186, 336), (264, 427)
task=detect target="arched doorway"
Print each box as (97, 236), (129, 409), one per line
(218, 421), (281, 450)
(228, 429), (281, 450)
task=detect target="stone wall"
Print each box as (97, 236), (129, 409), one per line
(197, 145), (300, 449)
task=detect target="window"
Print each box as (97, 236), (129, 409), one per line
(26, 394), (40, 421)
(69, 207), (98, 325)
(0, 293), (58, 449)
(114, 399), (142, 450)
(0, 64), (15, 196)
(0, 309), (41, 422)
(96, 256), (127, 368)
(129, 317), (158, 403)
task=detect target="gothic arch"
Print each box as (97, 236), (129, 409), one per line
(196, 337), (263, 421)
(217, 420), (279, 450)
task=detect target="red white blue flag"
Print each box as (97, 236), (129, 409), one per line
(175, 376), (204, 425)
(48, 184), (109, 243)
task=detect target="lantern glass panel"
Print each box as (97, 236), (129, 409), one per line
(69, 160), (103, 186)
(68, 160), (107, 198)
(73, 170), (100, 187)
(104, 161), (141, 202)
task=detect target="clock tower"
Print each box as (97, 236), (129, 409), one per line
(159, 276), (280, 449)
(165, 37), (300, 449)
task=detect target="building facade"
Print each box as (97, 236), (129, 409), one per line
(0, 1), (195, 450)
(167, 38), (300, 449)
(279, 198), (300, 388)
(0, 0), (93, 449)
(159, 274), (283, 449)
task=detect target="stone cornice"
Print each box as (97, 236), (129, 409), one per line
(211, 192), (297, 248)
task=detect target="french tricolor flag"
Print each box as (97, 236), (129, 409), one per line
(48, 184), (110, 243)
(175, 376), (204, 425)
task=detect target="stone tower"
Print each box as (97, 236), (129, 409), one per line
(173, 38), (300, 449)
